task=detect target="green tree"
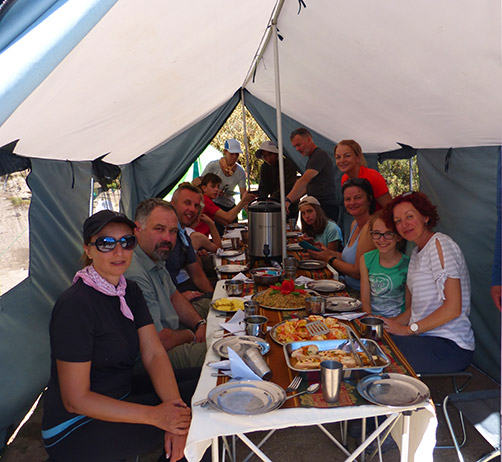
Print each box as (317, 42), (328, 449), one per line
(379, 157), (420, 197)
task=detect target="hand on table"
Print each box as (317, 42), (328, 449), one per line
(152, 399), (191, 434)
(383, 317), (410, 336)
(164, 431), (188, 462)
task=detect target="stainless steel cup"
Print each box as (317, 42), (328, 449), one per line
(223, 280), (243, 296)
(230, 237), (241, 250)
(244, 300), (259, 317)
(284, 265), (297, 280)
(243, 315), (268, 339)
(243, 347), (273, 380)
(288, 218), (297, 231)
(320, 360), (343, 403)
(360, 317), (384, 340)
(283, 256), (297, 267)
(305, 296), (326, 315)
(240, 229), (248, 244)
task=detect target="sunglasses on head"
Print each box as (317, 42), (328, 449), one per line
(88, 235), (137, 252)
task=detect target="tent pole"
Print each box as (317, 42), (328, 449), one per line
(89, 177), (94, 216)
(272, 20), (287, 263)
(241, 88), (251, 190)
(409, 157), (413, 191)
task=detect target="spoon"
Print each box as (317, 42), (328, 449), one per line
(284, 383), (320, 400)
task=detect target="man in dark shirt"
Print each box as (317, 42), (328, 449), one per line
(286, 127), (339, 221)
(255, 140), (299, 218)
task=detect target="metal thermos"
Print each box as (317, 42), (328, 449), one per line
(247, 199), (282, 260)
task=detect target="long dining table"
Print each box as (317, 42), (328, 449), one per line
(184, 276), (437, 462)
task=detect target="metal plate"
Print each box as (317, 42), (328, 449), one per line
(325, 296), (362, 312)
(357, 373), (430, 407)
(225, 223), (247, 229)
(251, 288), (318, 311)
(287, 243), (303, 251)
(211, 297), (247, 313)
(212, 335), (270, 358)
(218, 249), (244, 258)
(269, 318), (350, 345)
(283, 338), (390, 372)
(307, 280), (345, 293)
(296, 260), (327, 270)
(286, 231), (301, 238)
(207, 380), (286, 415)
(216, 264), (248, 274)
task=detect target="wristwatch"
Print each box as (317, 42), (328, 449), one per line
(328, 256), (337, 267)
(409, 322), (419, 334)
(194, 319), (207, 331)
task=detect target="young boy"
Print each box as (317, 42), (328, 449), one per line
(194, 173), (255, 237)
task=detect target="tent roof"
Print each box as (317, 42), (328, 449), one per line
(0, 0), (501, 163)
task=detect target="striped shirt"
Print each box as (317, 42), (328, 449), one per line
(407, 232), (474, 351)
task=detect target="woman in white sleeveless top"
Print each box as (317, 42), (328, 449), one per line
(383, 192), (474, 373)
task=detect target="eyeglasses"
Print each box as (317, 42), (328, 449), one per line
(88, 235), (137, 252)
(370, 231), (397, 240)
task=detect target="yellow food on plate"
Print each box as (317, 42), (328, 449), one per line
(212, 298), (245, 312)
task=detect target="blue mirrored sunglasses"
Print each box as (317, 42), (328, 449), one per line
(88, 235), (137, 252)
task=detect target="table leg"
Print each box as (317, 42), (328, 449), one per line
(236, 433), (274, 462)
(400, 411), (412, 462)
(212, 436), (219, 462)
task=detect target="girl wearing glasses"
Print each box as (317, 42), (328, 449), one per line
(42, 210), (190, 461)
(359, 211), (409, 317)
(382, 192), (474, 373)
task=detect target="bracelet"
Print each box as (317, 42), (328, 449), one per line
(285, 197), (292, 204)
(328, 256), (337, 267)
(194, 319), (207, 331)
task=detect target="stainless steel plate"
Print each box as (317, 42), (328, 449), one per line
(207, 380), (286, 415)
(216, 264), (248, 274)
(357, 373), (430, 407)
(212, 335), (270, 358)
(287, 243), (303, 251)
(218, 250), (244, 258)
(286, 231), (301, 238)
(296, 260), (327, 270)
(307, 280), (345, 293)
(325, 296), (362, 312)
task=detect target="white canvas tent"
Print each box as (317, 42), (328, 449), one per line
(0, 0), (500, 448)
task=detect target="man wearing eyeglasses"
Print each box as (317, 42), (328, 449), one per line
(126, 198), (207, 370)
(286, 128), (339, 221)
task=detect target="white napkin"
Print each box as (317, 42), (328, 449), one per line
(220, 309), (245, 335)
(327, 312), (365, 321)
(227, 347), (262, 381)
(216, 248), (246, 261)
(221, 239), (232, 249)
(208, 360), (230, 370)
(294, 275), (314, 285)
(222, 229), (242, 238)
(231, 272), (253, 283)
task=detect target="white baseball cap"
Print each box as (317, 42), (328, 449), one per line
(255, 140), (279, 159)
(224, 139), (242, 154)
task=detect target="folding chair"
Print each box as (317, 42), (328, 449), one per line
(443, 389), (501, 462)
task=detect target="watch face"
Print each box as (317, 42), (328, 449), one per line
(410, 323), (419, 332)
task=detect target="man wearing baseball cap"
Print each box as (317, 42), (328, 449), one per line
(255, 140), (299, 219)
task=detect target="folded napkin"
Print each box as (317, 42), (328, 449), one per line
(222, 229), (242, 238)
(227, 347), (262, 381)
(216, 248), (246, 261)
(231, 272), (253, 283)
(294, 275), (314, 285)
(221, 239), (232, 249)
(220, 309), (245, 335)
(327, 312), (365, 321)
(208, 360), (230, 370)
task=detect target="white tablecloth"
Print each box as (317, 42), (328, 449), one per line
(184, 281), (437, 462)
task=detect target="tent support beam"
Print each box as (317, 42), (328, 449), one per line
(241, 88), (251, 190)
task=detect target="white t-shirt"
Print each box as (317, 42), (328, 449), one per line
(202, 160), (246, 208)
(407, 232), (474, 351)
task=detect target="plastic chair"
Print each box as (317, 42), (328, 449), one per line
(443, 389), (500, 462)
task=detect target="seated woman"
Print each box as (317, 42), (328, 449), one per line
(359, 211), (409, 317)
(307, 178), (376, 291)
(334, 139), (392, 210)
(42, 210), (191, 462)
(382, 192), (475, 374)
(194, 173), (255, 237)
(299, 196), (343, 251)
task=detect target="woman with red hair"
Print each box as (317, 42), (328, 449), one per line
(382, 192), (474, 373)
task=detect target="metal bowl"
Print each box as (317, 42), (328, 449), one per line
(250, 267), (283, 286)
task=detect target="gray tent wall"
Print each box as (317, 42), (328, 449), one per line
(418, 147), (501, 378)
(0, 159), (93, 447)
(120, 92), (240, 217)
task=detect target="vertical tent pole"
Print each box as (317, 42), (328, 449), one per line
(409, 157), (413, 191)
(89, 176), (94, 216)
(241, 88), (251, 190)
(272, 20), (287, 262)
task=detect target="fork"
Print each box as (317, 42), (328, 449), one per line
(286, 375), (302, 393)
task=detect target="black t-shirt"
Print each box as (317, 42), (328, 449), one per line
(42, 279), (153, 430)
(306, 147), (337, 201)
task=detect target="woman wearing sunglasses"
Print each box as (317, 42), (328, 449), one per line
(307, 178), (376, 291)
(359, 211), (409, 317)
(42, 210), (190, 461)
(382, 192), (474, 373)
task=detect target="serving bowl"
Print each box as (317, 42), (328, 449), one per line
(250, 267), (283, 286)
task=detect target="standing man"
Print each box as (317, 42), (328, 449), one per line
(286, 128), (339, 221)
(255, 140), (299, 219)
(169, 183), (214, 302)
(126, 198), (207, 369)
